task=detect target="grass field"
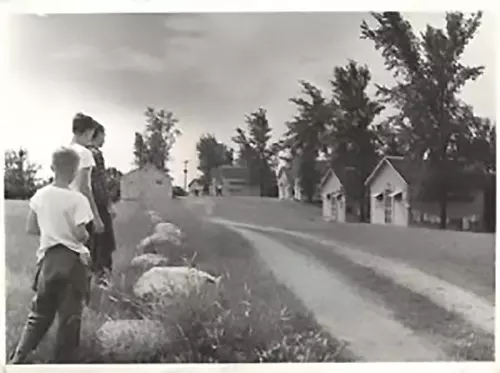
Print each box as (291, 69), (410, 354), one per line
(5, 198), (352, 363)
(210, 197), (495, 302)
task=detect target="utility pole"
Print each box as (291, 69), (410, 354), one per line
(183, 160), (188, 191)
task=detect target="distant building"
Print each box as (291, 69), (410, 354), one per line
(188, 178), (203, 196)
(277, 166), (294, 200)
(292, 158), (329, 202)
(320, 165), (361, 223)
(364, 155), (487, 230)
(121, 163), (173, 201)
(210, 165), (260, 197)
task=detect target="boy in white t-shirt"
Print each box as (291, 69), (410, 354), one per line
(9, 147), (94, 364)
(68, 113), (104, 236)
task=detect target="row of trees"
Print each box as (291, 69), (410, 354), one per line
(4, 107), (179, 201)
(195, 108), (281, 197)
(4, 148), (124, 202)
(195, 11), (496, 229)
(4, 148), (41, 199)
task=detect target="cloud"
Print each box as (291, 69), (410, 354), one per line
(51, 44), (166, 73)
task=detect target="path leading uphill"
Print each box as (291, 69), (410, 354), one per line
(184, 196), (495, 362)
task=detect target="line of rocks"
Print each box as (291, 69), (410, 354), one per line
(94, 209), (221, 362)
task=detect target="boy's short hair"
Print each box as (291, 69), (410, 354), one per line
(72, 113), (95, 135)
(52, 146), (80, 173)
(92, 121), (105, 139)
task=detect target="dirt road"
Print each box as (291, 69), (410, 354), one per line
(183, 196), (495, 361)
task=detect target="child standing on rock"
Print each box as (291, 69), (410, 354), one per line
(9, 147), (94, 364)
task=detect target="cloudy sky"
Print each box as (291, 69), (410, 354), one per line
(4, 12), (496, 186)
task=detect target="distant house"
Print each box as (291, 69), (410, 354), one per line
(188, 178), (203, 196)
(320, 165), (361, 223)
(210, 165), (260, 197)
(364, 155), (487, 230)
(277, 166), (294, 200)
(121, 163), (173, 201)
(292, 159), (329, 202)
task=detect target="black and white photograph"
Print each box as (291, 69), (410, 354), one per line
(2, 7), (496, 367)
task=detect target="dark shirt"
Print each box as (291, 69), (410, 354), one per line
(86, 145), (110, 207)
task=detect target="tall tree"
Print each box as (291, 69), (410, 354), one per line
(133, 132), (148, 167)
(196, 134), (233, 189)
(373, 117), (411, 157)
(460, 114), (496, 175)
(4, 148), (40, 200)
(233, 108), (277, 196)
(283, 81), (333, 202)
(327, 60), (385, 221)
(132, 107), (182, 172)
(361, 11), (485, 229)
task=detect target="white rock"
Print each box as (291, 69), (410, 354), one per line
(150, 214), (163, 225)
(154, 222), (183, 238)
(95, 319), (170, 361)
(136, 232), (182, 252)
(133, 266), (221, 302)
(136, 222), (184, 253)
(146, 210), (163, 224)
(130, 253), (169, 269)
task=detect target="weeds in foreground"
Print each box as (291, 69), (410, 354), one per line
(80, 273), (349, 363)
(6, 200), (351, 363)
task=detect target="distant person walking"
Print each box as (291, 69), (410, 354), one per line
(86, 122), (117, 287)
(9, 147), (94, 364)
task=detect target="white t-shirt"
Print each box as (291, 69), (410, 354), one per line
(30, 185), (94, 264)
(68, 142), (95, 192)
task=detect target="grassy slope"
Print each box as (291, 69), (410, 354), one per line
(5, 199), (351, 363)
(210, 197), (495, 302)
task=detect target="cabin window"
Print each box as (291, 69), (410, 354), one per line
(156, 179), (163, 185)
(392, 191), (403, 201)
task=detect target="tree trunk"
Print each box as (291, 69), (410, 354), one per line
(439, 186), (448, 230)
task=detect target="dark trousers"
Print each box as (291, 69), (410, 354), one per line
(90, 203), (116, 275)
(11, 244), (90, 364)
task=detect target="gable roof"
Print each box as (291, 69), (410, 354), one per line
(387, 157), (419, 185)
(364, 156), (418, 187)
(212, 165), (250, 183)
(188, 178), (202, 188)
(320, 163), (362, 199)
(123, 163), (169, 179)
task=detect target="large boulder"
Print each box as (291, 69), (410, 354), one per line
(136, 221), (185, 254)
(133, 266), (221, 304)
(154, 222), (184, 241)
(95, 319), (171, 362)
(130, 253), (169, 271)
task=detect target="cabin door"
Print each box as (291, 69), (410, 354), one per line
(384, 189), (393, 224)
(331, 196), (338, 221)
